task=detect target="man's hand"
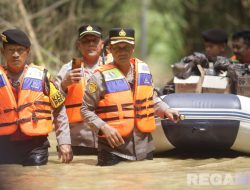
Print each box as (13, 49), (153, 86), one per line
(58, 144), (73, 163)
(61, 68), (83, 92)
(100, 124), (125, 148)
(164, 108), (180, 123)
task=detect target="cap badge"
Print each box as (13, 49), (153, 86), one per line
(119, 29), (126, 37)
(1, 34), (8, 42)
(87, 25), (93, 31)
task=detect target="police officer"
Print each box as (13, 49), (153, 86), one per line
(55, 25), (104, 155)
(202, 28), (229, 60)
(81, 28), (180, 166)
(173, 28), (229, 78)
(231, 30), (250, 64)
(227, 30), (250, 95)
(162, 29), (229, 95)
(0, 29), (73, 166)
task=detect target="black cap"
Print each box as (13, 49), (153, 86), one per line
(109, 28), (135, 45)
(78, 25), (102, 38)
(1, 29), (31, 48)
(202, 29), (228, 43)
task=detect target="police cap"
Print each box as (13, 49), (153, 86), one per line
(109, 28), (135, 45)
(78, 24), (102, 38)
(1, 29), (31, 48)
(202, 29), (228, 43)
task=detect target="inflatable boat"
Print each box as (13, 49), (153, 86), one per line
(153, 93), (250, 154)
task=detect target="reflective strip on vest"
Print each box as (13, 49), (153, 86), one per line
(134, 59), (156, 132)
(102, 67), (130, 93)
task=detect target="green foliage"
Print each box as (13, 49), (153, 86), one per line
(1, 0), (250, 86)
(182, 0), (250, 54)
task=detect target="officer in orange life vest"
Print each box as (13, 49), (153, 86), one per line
(54, 25), (104, 155)
(0, 29), (73, 166)
(81, 28), (180, 166)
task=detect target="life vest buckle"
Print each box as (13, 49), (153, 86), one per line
(16, 103), (32, 112)
(32, 112), (38, 123)
(135, 106), (142, 111)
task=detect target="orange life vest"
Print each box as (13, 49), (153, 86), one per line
(64, 60), (86, 123)
(96, 58), (156, 137)
(0, 66), (18, 135)
(0, 64), (53, 136)
(132, 58), (156, 132)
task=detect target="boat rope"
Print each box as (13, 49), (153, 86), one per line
(169, 108), (250, 123)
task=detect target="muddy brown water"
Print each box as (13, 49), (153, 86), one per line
(0, 133), (250, 190)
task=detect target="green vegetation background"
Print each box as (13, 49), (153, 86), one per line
(1, 0), (250, 87)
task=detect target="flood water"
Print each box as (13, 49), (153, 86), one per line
(1, 133), (250, 190)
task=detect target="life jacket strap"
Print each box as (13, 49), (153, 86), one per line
(34, 101), (50, 106)
(135, 112), (155, 119)
(34, 109), (51, 114)
(0, 115), (52, 127)
(2, 107), (16, 113)
(16, 102), (32, 112)
(17, 101), (50, 112)
(96, 103), (134, 114)
(135, 97), (153, 104)
(31, 112), (51, 123)
(102, 116), (134, 122)
(65, 103), (82, 109)
(0, 121), (17, 127)
(135, 104), (154, 111)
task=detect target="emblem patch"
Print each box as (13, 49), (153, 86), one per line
(88, 81), (97, 93)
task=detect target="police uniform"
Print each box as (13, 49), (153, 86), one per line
(81, 28), (170, 166)
(55, 25), (103, 155)
(0, 29), (71, 166)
